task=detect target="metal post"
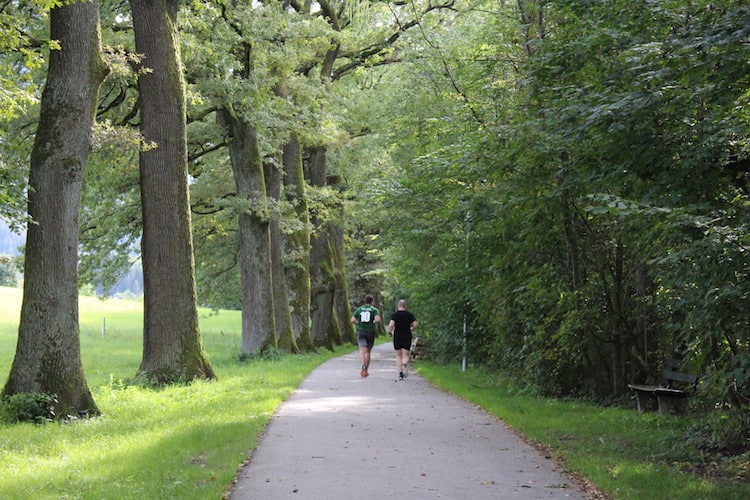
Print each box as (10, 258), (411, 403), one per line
(462, 210), (471, 372)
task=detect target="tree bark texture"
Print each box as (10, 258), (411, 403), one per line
(226, 115), (276, 355)
(3, 2), (107, 417)
(282, 135), (313, 351)
(309, 231), (335, 349)
(265, 157), (297, 352)
(306, 146), (336, 348)
(329, 204), (356, 345)
(131, 0), (214, 382)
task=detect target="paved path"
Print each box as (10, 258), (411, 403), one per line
(229, 343), (590, 499)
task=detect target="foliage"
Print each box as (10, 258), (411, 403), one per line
(0, 392), (56, 424)
(0, 0), (747, 465)
(0, 255), (20, 287)
(340, 0), (750, 447)
(687, 407), (750, 454)
(519, 0), (750, 411)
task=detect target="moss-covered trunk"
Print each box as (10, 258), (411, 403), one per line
(225, 114), (276, 355)
(3, 3), (108, 417)
(131, 0), (214, 382)
(307, 146), (336, 349)
(265, 156), (296, 352)
(283, 134), (313, 351)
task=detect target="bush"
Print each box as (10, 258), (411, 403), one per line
(686, 408), (750, 454)
(0, 392), (57, 424)
(0, 254), (21, 287)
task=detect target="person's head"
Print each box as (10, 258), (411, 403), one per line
(365, 295), (374, 305)
(397, 299), (407, 310)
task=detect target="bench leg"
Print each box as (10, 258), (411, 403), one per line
(634, 391), (658, 412)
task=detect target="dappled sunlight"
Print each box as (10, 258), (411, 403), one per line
(282, 393), (397, 415)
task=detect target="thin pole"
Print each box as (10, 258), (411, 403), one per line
(462, 210), (471, 372)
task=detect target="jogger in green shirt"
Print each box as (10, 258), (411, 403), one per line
(351, 295), (381, 377)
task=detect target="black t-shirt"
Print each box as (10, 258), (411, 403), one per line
(390, 310), (416, 336)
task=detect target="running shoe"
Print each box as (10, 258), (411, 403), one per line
(361, 365), (368, 378)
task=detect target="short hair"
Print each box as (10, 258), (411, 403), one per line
(365, 295), (374, 304)
(398, 299), (407, 308)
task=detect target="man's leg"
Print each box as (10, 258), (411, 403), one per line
(364, 347), (371, 370)
(359, 345), (368, 377)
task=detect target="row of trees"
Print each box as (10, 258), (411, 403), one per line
(348, 0), (748, 449)
(0, 0), (455, 418)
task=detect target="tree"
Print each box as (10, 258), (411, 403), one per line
(358, 0), (750, 446)
(130, 0), (215, 382)
(224, 110), (277, 354)
(282, 133), (313, 350)
(3, 1), (108, 417)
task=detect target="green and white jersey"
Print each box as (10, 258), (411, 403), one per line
(353, 305), (379, 333)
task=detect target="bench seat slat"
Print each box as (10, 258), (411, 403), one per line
(654, 387), (689, 397)
(627, 384), (658, 392)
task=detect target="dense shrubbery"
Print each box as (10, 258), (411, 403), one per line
(364, 0), (750, 451)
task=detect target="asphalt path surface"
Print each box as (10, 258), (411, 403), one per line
(229, 342), (591, 499)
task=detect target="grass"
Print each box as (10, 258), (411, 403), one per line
(0, 286), (350, 499)
(417, 362), (750, 499)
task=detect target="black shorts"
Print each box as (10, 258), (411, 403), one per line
(393, 333), (412, 351)
(357, 331), (375, 349)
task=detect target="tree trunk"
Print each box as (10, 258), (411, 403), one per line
(328, 178), (356, 345)
(3, 2), (107, 417)
(225, 113), (276, 355)
(310, 233), (336, 349)
(282, 134), (313, 351)
(611, 240), (626, 394)
(265, 157), (296, 352)
(307, 146), (336, 349)
(131, 0), (214, 382)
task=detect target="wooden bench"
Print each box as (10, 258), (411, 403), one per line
(628, 359), (698, 415)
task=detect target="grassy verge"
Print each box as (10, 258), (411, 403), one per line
(0, 286), (351, 499)
(417, 361), (750, 499)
